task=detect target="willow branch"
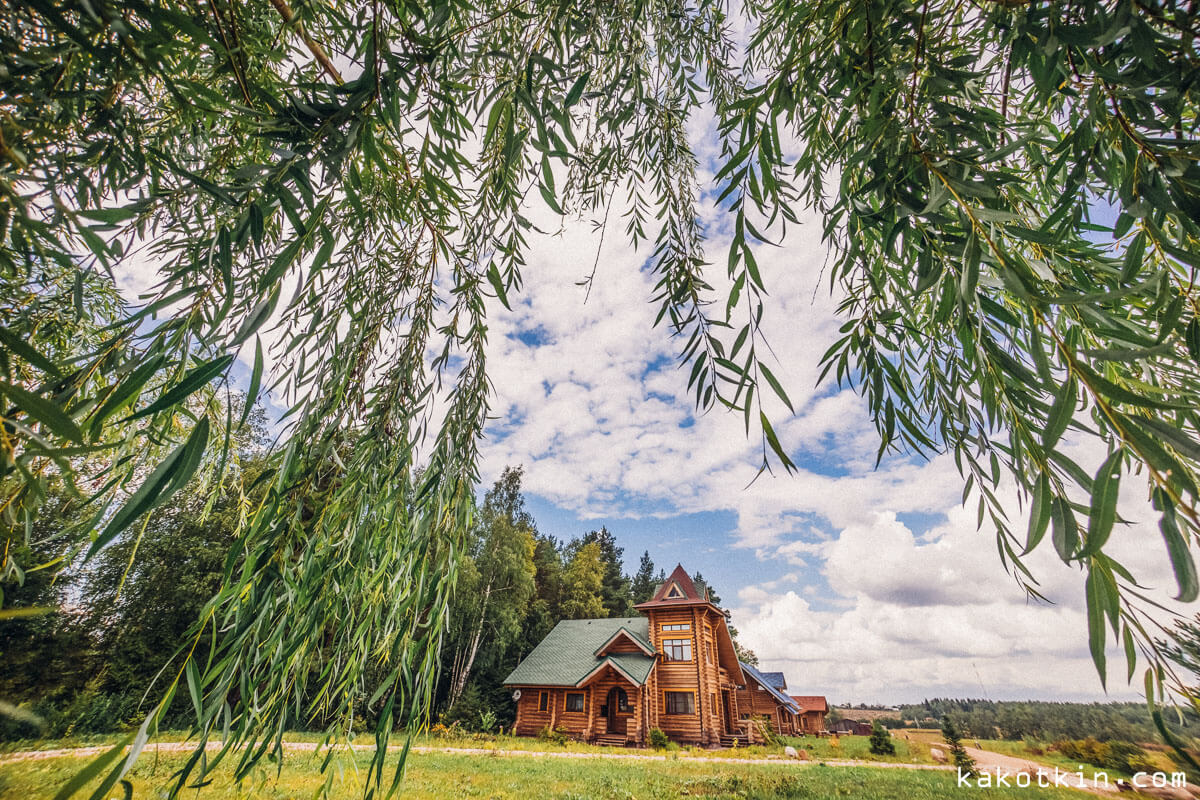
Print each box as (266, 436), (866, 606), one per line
(268, 0), (344, 85)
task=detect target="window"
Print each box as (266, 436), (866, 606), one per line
(662, 638), (692, 661)
(538, 692), (549, 712)
(661, 623), (690, 632)
(615, 688), (629, 712)
(664, 583), (685, 599)
(665, 692), (695, 715)
(710, 693), (717, 714)
(705, 641), (713, 663)
(565, 693), (584, 712)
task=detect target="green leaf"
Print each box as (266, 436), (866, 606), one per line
(129, 355), (233, 420)
(1123, 624), (1137, 682)
(241, 338), (264, 428)
(564, 71), (590, 107)
(89, 355), (166, 437)
(1043, 378), (1076, 449)
(1186, 319), (1200, 365)
(85, 418), (210, 561)
(759, 411), (795, 472)
(1024, 473), (1052, 554)
(53, 732), (135, 800)
(486, 264), (511, 311)
(1082, 450), (1121, 557)
(1051, 494), (1079, 562)
(0, 327), (63, 378)
(758, 363), (793, 412)
(186, 659), (204, 720)
(0, 382), (84, 443)
(1084, 566), (1108, 688)
(1154, 488), (1199, 602)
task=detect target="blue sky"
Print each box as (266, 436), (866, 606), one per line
(454, 113), (1196, 704)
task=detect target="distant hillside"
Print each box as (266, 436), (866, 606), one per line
(832, 707), (901, 722)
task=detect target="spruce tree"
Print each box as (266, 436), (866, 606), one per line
(869, 721), (896, 756)
(942, 716), (977, 776)
(630, 551), (657, 604)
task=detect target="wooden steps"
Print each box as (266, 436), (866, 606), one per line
(593, 734), (632, 747)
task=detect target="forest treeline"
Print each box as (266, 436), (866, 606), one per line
(0, 455), (747, 739)
(6, 434), (1200, 745)
(889, 699), (1198, 743)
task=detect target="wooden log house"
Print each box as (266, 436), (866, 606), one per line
(790, 695), (830, 734)
(735, 660), (802, 737)
(505, 565), (765, 746)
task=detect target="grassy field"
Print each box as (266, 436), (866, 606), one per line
(777, 732), (934, 765)
(0, 749), (1093, 799)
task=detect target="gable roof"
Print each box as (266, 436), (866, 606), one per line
(791, 695), (829, 713)
(740, 661), (800, 714)
(503, 618), (655, 688)
(593, 626), (655, 657)
(761, 671), (787, 691)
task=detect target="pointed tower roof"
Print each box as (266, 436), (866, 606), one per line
(635, 564), (708, 608)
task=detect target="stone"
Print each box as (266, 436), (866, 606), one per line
(929, 747), (948, 764)
(784, 746), (799, 759)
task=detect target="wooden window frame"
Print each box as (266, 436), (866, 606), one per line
(538, 691), (549, 712)
(662, 638), (692, 662)
(564, 692), (585, 713)
(660, 623), (690, 632)
(664, 690), (696, 715)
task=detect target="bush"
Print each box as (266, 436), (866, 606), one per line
(537, 725), (568, 746)
(648, 728), (669, 750)
(869, 720), (896, 756)
(1053, 738), (1154, 775)
(1056, 737), (1107, 766)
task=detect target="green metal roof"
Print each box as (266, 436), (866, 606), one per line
(503, 617), (656, 687)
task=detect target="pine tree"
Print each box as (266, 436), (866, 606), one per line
(869, 720), (896, 756)
(942, 715), (977, 777)
(630, 551), (657, 604)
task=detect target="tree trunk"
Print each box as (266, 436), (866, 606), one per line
(446, 581), (491, 710)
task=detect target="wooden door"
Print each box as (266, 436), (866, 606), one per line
(606, 687), (627, 735)
(722, 690), (735, 734)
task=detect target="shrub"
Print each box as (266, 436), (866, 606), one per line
(537, 725), (568, 746)
(649, 728), (669, 750)
(1057, 738), (1155, 775)
(1056, 737), (1107, 766)
(869, 720), (896, 756)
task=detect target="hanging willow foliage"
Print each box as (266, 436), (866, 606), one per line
(0, 0), (1198, 796)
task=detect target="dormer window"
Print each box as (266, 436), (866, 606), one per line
(664, 582), (685, 599)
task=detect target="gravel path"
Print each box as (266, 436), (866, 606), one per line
(0, 739), (947, 770)
(960, 745), (1124, 795)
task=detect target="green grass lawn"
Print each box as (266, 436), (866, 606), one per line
(1, 749), (1093, 799)
(776, 732), (934, 765)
